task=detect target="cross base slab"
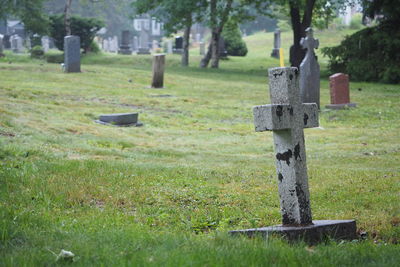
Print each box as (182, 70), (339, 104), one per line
(229, 220), (356, 244)
(325, 103), (357, 110)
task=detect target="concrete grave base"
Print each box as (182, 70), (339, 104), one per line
(229, 220), (356, 244)
(95, 113), (143, 127)
(325, 103), (357, 110)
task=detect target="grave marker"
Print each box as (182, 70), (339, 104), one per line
(118, 30), (132, 55)
(64, 35), (81, 73)
(299, 27), (320, 108)
(151, 54), (165, 88)
(0, 36), (3, 55)
(230, 67), (356, 243)
(271, 29), (281, 58)
(138, 29), (150, 54)
(326, 73), (357, 109)
(173, 36), (183, 54)
(199, 42), (205, 56)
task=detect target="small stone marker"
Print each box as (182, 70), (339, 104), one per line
(10, 35), (23, 53)
(133, 36), (139, 52)
(64, 35), (80, 73)
(167, 40), (173, 54)
(151, 54), (165, 88)
(326, 73), (357, 109)
(271, 28), (281, 58)
(41, 36), (50, 53)
(96, 113), (142, 127)
(199, 42), (205, 56)
(299, 27), (320, 109)
(229, 67), (356, 243)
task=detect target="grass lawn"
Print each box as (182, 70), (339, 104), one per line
(0, 29), (399, 266)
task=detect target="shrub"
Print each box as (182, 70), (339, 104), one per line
(30, 46), (44, 59)
(349, 13), (363, 30)
(46, 53), (64, 64)
(322, 21), (400, 83)
(222, 20), (248, 57)
(277, 19), (291, 32)
(88, 41), (100, 54)
(49, 15), (104, 53)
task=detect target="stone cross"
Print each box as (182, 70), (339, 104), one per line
(253, 67), (319, 225)
(64, 35), (81, 73)
(299, 27), (320, 109)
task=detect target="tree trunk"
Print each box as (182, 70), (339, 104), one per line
(210, 30), (220, 68)
(64, 0), (73, 36)
(181, 23), (191, 67)
(289, 0), (316, 68)
(200, 42), (212, 68)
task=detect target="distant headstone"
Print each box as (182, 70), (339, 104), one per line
(96, 113), (142, 127)
(137, 29), (150, 54)
(299, 27), (320, 109)
(133, 36), (138, 52)
(110, 36), (118, 52)
(196, 33), (201, 43)
(199, 42), (205, 56)
(10, 35), (23, 53)
(41, 36), (49, 52)
(271, 29), (281, 58)
(166, 40), (173, 54)
(102, 38), (110, 52)
(326, 73), (357, 109)
(151, 54), (165, 88)
(230, 67), (357, 243)
(64, 35), (81, 73)
(218, 36), (228, 58)
(173, 36), (183, 54)
(118, 30), (132, 55)
(152, 40), (159, 52)
(0, 36), (3, 54)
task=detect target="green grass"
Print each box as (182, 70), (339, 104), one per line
(0, 29), (399, 266)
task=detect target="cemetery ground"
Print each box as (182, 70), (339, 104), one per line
(1, 29), (399, 266)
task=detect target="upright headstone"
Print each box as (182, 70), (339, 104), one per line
(41, 36), (50, 53)
(151, 54), (165, 88)
(173, 36), (183, 54)
(166, 40), (173, 54)
(102, 38), (109, 52)
(196, 33), (201, 43)
(64, 35), (81, 73)
(218, 36), (227, 58)
(299, 27), (320, 109)
(133, 36), (138, 52)
(326, 73), (357, 109)
(271, 29), (281, 58)
(230, 67), (356, 243)
(11, 35), (23, 53)
(118, 30), (132, 55)
(0, 36), (3, 55)
(137, 29), (150, 54)
(152, 40), (159, 52)
(199, 42), (205, 56)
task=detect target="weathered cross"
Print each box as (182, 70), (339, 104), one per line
(253, 67), (319, 225)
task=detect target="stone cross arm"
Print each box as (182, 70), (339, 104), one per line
(253, 103), (318, 132)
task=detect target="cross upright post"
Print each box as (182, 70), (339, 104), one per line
(230, 67), (356, 243)
(253, 67), (318, 225)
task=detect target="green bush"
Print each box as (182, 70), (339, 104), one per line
(277, 19), (291, 32)
(46, 53), (64, 64)
(222, 20), (248, 57)
(49, 15), (104, 53)
(88, 40), (100, 54)
(349, 13), (363, 30)
(322, 21), (400, 83)
(30, 45), (44, 59)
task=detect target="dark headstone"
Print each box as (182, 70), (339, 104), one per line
(118, 30), (132, 55)
(64, 35), (81, 73)
(173, 36), (183, 54)
(151, 54), (165, 88)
